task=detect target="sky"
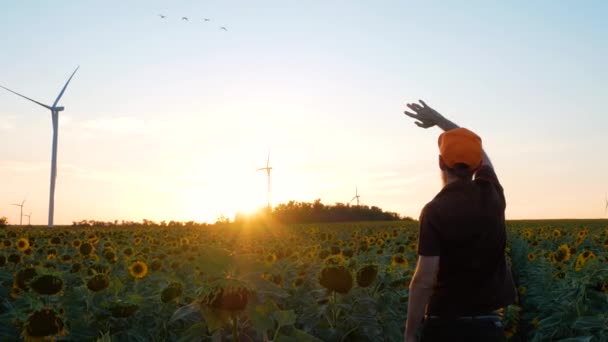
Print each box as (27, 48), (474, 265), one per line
(1, 1), (607, 225)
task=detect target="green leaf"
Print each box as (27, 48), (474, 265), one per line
(273, 310), (297, 327)
(201, 307), (231, 333)
(95, 331), (113, 342)
(177, 322), (209, 342)
(555, 337), (593, 342)
(0, 271), (13, 283)
(250, 303), (276, 333)
(169, 303), (200, 323)
(126, 293), (144, 305)
(292, 329), (324, 342)
(275, 334), (297, 342)
(572, 316), (605, 331)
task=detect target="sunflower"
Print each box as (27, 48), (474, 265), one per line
(527, 253), (536, 262)
(199, 278), (254, 312)
(319, 265), (353, 294)
(554, 244), (571, 263)
(87, 274), (110, 292)
(517, 286), (527, 297)
(108, 300), (139, 318)
(128, 261), (148, 279)
(15, 266), (38, 291)
(531, 316), (541, 329)
(574, 254), (587, 271)
(30, 274), (64, 295)
(72, 239), (82, 248)
(552, 229), (561, 238)
(330, 245), (341, 255)
(161, 282), (184, 303)
(391, 254), (409, 269)
(16, 238), (30, 252)
(87, 234), (99, 244)
(79, 242), (93, 256)
(21, 308), (67, 342)
(356, 264), (378, 288)
(8, 253), (22, 264)
(60, 254), (72, 263)
(324, 254), (347, 267)
(150, 258), (162, 271)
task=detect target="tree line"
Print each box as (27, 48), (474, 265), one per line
(0, 200), (412, 228)
(236, 199), (412, 224)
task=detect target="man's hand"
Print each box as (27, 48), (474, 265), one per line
(404, 100), (445, 129)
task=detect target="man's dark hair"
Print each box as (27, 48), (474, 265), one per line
(446, 163), (475, 179)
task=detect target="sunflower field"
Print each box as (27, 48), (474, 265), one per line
(0, 220), (607, 341)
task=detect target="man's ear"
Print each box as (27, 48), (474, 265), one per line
(438, 155), (447, 171)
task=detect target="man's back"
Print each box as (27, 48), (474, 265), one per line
(418, 165), (516, 316)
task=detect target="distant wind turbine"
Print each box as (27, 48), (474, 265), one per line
(257, 150), (273, 210)
(1, 66), (80, 228)
(24, 212), (32, 226)
(11, 199), (25, 226)
(350, 186), (361, 206)
(605, 193), (608, 214)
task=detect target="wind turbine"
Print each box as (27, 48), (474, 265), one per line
(11, 199), (25, 225)
(350, 186), (360, 206)
(605, 193), (608, 214)
(256, 150), (272, 210)
(24, 212), (32, 226)
(1, 66), (79, 228)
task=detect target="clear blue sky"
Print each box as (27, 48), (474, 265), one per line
(1, 1), (607, 224)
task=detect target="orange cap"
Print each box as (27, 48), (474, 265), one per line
(438, 128), (482, 171)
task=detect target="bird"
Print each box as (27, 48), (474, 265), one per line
(182, 17), (189, 21)
(159, 14), (166, 19)
(220, 26), (228, 31)
(203, 18), (211, 22)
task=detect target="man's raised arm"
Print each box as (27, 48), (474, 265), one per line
(404, 100), (494, 169)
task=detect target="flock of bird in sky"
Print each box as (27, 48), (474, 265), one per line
(158, 14), (228, 31)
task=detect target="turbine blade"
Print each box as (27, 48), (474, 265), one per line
(0, 85), (52, 110)
(267, 150), (270, 168)
(256, 167), (265, 171)
(52, 66), (80, 107)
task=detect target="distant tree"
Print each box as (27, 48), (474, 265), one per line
(216, 215), (230, 224)
(269, 200), (403, 224)
(0, 216), (8, 228)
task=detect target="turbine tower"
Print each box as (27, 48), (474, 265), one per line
(256, 150), (273, 210)
(350, 186), (360, 206)
(11, 199), (26, 225)
(605, 193), (608, 214)
(1, 66), (80, 228)
(24, 212), (32, 226)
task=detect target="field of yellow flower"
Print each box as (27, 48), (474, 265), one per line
(0, 220), (606, 341)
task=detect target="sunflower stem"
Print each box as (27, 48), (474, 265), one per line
(332, 291), (337, 327)
(231, 314), (239, 342)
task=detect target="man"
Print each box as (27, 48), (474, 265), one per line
(402, 100), (516, 342)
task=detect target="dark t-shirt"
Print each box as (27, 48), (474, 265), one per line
(417, 165), (516, 317)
